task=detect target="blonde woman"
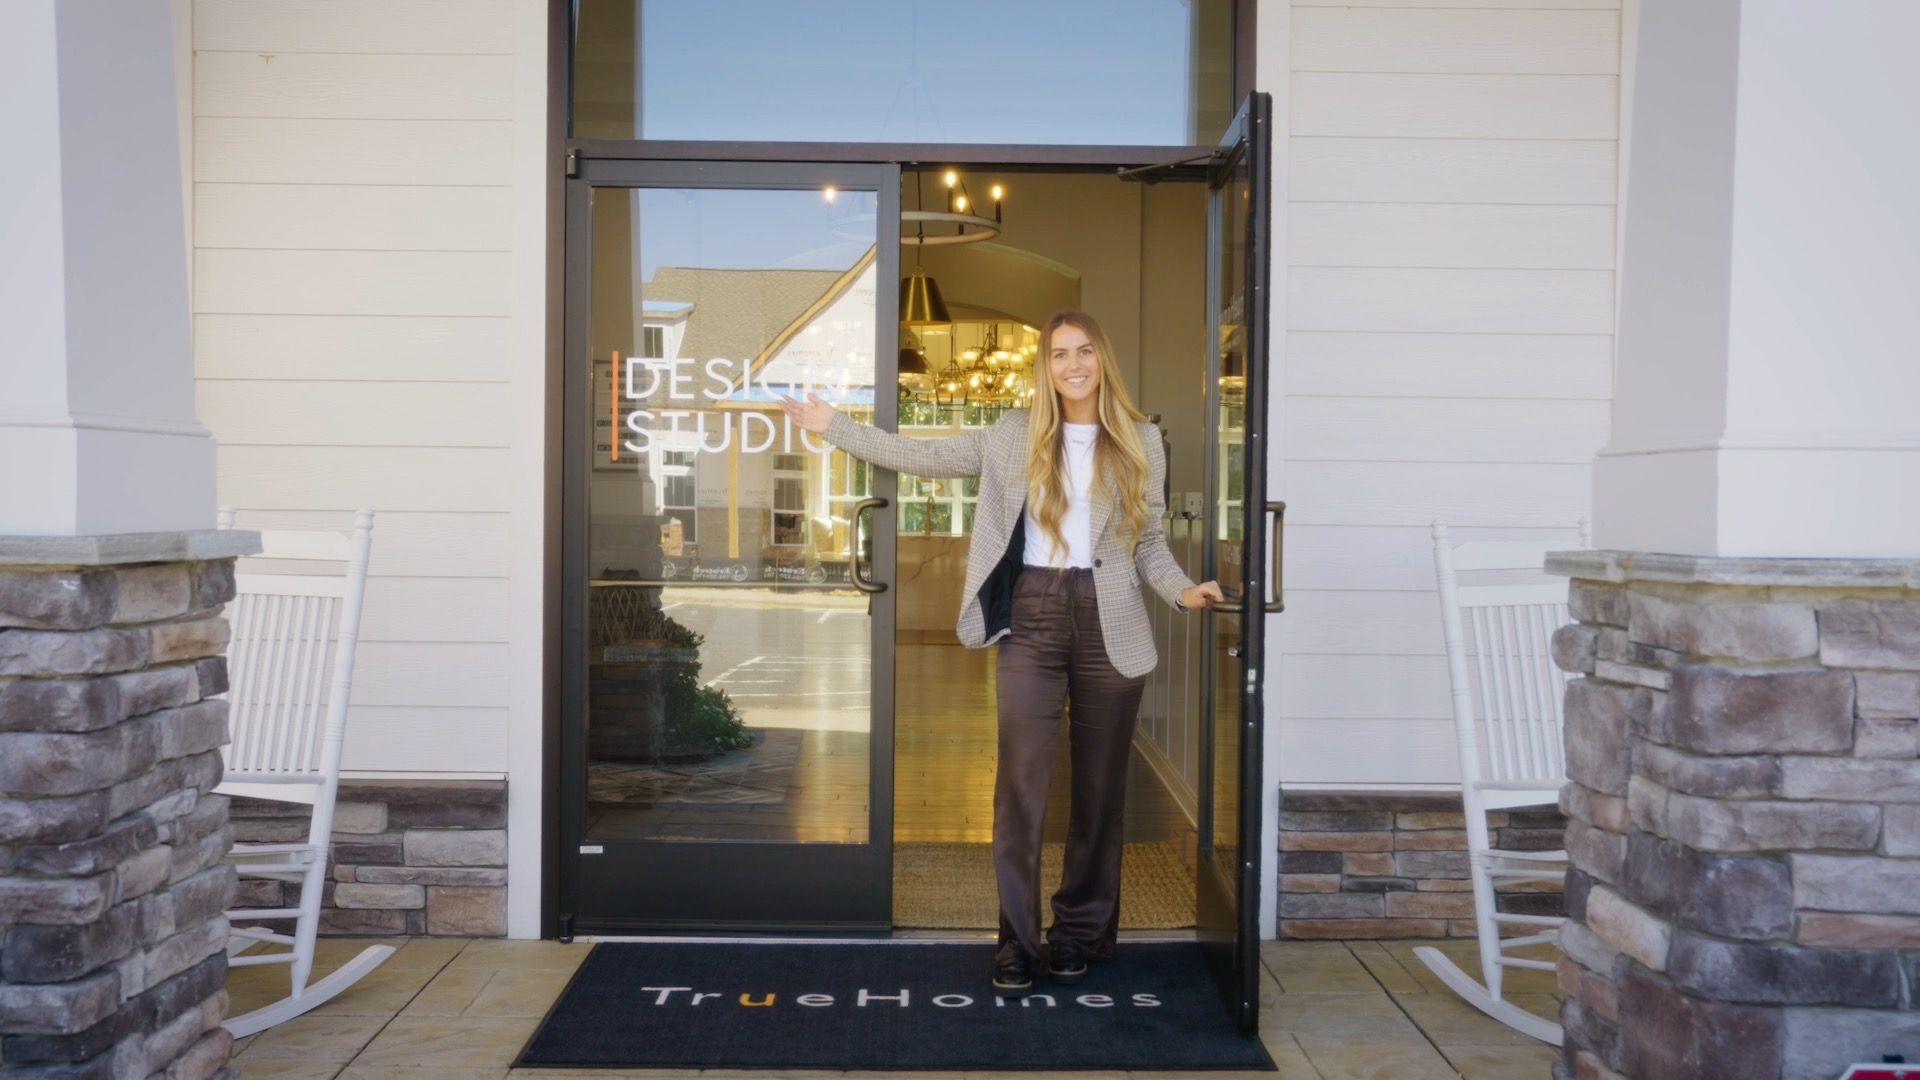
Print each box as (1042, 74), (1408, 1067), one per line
(780, 309), (1223, 997)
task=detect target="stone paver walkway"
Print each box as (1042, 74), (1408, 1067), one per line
(226, 936), (1562, 1079)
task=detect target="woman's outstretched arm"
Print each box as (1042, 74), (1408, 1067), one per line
(779, 391), (989, 479)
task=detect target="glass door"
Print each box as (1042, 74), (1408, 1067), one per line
(1198, 93), (1279, 1033)
(559, 160), (901, 932)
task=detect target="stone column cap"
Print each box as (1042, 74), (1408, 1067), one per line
(1547, 549), (1920, 589)
(0, 529), (262, 567)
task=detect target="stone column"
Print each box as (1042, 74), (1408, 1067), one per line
(1, 534), (258, 1079)
(1547, 550), (1920, 1080)
(1557, 4), (1920, 1068)
(2, 3), (263, 1074)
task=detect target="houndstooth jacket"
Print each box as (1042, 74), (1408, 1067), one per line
(823, 407), (1196, 679)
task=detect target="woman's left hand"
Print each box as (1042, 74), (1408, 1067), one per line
(1179, 581), (1226, 610)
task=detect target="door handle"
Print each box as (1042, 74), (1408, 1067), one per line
(1264, 500), (1285, 614)
(849, 497), (889, 594)
(1210, 500), (1284, 615)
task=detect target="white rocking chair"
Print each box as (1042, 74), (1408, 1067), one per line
(1413, 520), (1590, 1047)
(213, 507), (393, 1038)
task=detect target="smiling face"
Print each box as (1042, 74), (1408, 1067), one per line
(1047, 323), (1103, 414)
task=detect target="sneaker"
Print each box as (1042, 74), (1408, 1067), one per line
(991, 948), (1035, 997)
(1047, 938), (1091, 984)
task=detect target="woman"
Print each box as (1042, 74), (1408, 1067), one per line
(779, 309), (1224, 997)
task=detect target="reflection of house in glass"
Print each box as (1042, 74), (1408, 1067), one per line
(592, 248), (877, 586)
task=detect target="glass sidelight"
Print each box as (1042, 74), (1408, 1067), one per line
(560, 161), (901, 932)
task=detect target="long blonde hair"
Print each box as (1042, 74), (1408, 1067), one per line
(1025, 309), (1151, 560)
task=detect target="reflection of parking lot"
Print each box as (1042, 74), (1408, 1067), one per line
(656, 555), (852, 586)
(660, 586), (872, 734)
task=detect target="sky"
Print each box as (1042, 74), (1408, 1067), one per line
(624, 187), (879, 280)
(630, 0), (1200, 145)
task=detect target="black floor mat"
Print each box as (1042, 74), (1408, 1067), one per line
(514, 940), (1275, 1072)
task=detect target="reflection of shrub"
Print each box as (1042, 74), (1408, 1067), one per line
(652, 613), (752, 755)
(665, 680), (753, 755)
(644, 607), (702, 650)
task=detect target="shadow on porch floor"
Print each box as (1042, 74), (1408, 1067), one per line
(225, 936), (1562, 1079)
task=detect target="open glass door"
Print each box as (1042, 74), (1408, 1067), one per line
(1198, 92), (1279, 1033)
(559, 160), (902, 933)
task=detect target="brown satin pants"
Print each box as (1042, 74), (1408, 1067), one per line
(992, 565), (1148, 965)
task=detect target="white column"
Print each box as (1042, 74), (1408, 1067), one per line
(1595, 0), (1920, 558)
(0, 0), (215, 537)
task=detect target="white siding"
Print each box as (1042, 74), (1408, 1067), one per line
(191, 0), (524, 775)
(1278, 2), (1619, 787)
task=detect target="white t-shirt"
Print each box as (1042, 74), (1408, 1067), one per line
(1023, 422), (1100, 568)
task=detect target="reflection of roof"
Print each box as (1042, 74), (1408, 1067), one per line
(642, 299), (691, 315)
(644, 267), (845, 362)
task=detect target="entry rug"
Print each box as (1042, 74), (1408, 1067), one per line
(513, 940), (1276, 1072)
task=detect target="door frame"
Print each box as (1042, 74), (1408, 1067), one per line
(556, 158), (902, 936)
(537, 0), (1267, 948)
(1196, 90), (1275, 1035)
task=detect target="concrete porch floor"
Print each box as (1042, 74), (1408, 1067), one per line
(225, 937), (1563, 1079)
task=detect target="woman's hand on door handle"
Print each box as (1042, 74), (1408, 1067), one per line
(777, 391), (838, 434)
(1178, 581), (1225, 610)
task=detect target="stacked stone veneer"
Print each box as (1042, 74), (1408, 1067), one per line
(228, 780), (506, 937)
(1, 533), (259, 1080)
(1547, 550), (1920, 1080)
(1278, 791), (1566, 938)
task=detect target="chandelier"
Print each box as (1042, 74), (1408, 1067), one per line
(902, 169), (1003, 247)
(913, 321), (1036, 412)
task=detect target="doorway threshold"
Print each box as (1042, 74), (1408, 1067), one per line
(576, 929), (1202, 945)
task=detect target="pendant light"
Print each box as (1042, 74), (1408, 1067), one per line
(897, 326), (930, 375)
(900, 266), (951, 328)
(899, 172), (951, 329)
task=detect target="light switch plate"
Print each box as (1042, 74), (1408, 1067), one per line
(1181, 491), (1204, 515)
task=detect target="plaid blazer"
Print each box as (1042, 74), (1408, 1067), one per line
(823, 407), (1196, 679)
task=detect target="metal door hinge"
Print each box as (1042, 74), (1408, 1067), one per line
(566, 149), (579, 178)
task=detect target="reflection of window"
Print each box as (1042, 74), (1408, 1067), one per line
(772, 469), (805, 547)
(640, 325), (665, 358)
(1220, 448), (1244, 542)
(894, 411), (985, 537)
(829, 454), (871, 499)
(902, 501), (953, 534)
(1218, 398), (1246, 540)
(661, 449), (696, 543)
(899, 473), (974, 536)
(900, 401), (1004, 428)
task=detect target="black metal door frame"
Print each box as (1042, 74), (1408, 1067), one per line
(557, 158), (902, 935)
(1197, 90), (1276, 1035)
